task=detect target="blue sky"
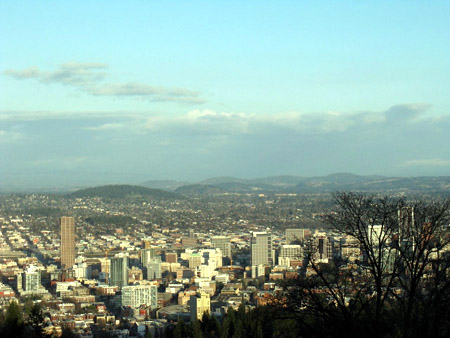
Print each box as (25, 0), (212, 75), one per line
(1, 1), (450, 188)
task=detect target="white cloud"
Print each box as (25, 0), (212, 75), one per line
(0, 103), (435, 139)
(44, 62), (108, 86)
(0, 129), (24, 143)
(4, 62), (204, 104)
(3, 67), (40, 79)
(89, 82), (204, 104)
(0, 110), (147, 121)
(384, 103), (432, 123)
(403, 158), (450, 167)
(143, 105), (418, 136)
(85, 123), (125, 131)
(145, 109), (252, 135)
(4, 62), (107, 85)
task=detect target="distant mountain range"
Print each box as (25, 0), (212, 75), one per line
(70, 184), (182, 199)
(2, 174), (450, 195)
(140, 180), (190, 191)
(141, 173), (450, 195)
(174, 184), (225, 195)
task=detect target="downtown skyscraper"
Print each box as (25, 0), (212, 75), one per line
(251, 232), (274, 267)
(110, 253), (129, 288)
(211, 236), (232, 261)
(60, 216), (75, 269)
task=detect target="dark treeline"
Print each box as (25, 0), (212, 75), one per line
(164, 306), (296, 338)
(0, 300), (48, 338)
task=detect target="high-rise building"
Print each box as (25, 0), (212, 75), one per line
(165, 252), (178, 263)
(73, 256), (89, 279)
(286, 229), (305, 244)
(309, 235), (333, 262)
(200, 248), (223, 269)
(122, 284), (158, 309)
(60, 216), (75, 269)
(211, 236), (231, 260)
(278, 244), (304, 266)
(279, 244), (303, 260)
(141, 248), (157, 268)
(399, 207), (414, 241)
(368, 225), (384, 246)
(188, 253), (202, 268)
(20, 265), (48, 296)
(110, 254), (129, 288)
(23, 265), (41, 292)
(100, 258), (110, 280)
(190, 292), (210, 321)
(147, 258), (162, 280)
(251, 232), (274, 267)
(251, 264), (267, 278)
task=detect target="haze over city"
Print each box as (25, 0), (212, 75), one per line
(2, 1), (450, 189)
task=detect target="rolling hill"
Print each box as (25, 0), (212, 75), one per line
(169, 174), (450, 194)
(175, 184), (225, 195)
(70, 184), (183, 199)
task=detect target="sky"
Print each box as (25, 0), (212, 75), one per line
(1, 1), (450, 189)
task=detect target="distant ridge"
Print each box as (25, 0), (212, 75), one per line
(12, 174), (449, 195)
(175, 184), (225, 195)
(140, 180), (191, 191)
(295, 174), (450, 193)
(199, 175), (308, 188)
(166, 174), (450, 194)
(200, 176), (245, 185)
(70, 184), (182, 199)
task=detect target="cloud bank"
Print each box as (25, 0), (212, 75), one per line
(1, 103), (449, 184)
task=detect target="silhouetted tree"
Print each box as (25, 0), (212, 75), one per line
(191, 319), (202, 338)
(61, 327), (79, 338)
(1, 301), (25, 338)
(173, 319), (188, 338)
(276, 192), (450, 338)
(26, 303), (49, 337)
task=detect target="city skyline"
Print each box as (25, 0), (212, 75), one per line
(0, 183), (449, 337)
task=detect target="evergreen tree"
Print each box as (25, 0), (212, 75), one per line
(200, 312), (210, 334)
(232, 320), (245, 338)
(225, 308), (236, 338)
(191, 319), (202, 338)
(173, 319), (187, 338)
(2, 301), (25, 338)
(26, 303), (48, 337)
(220, 317), (230, 338)
(61, 327), (78, 338)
